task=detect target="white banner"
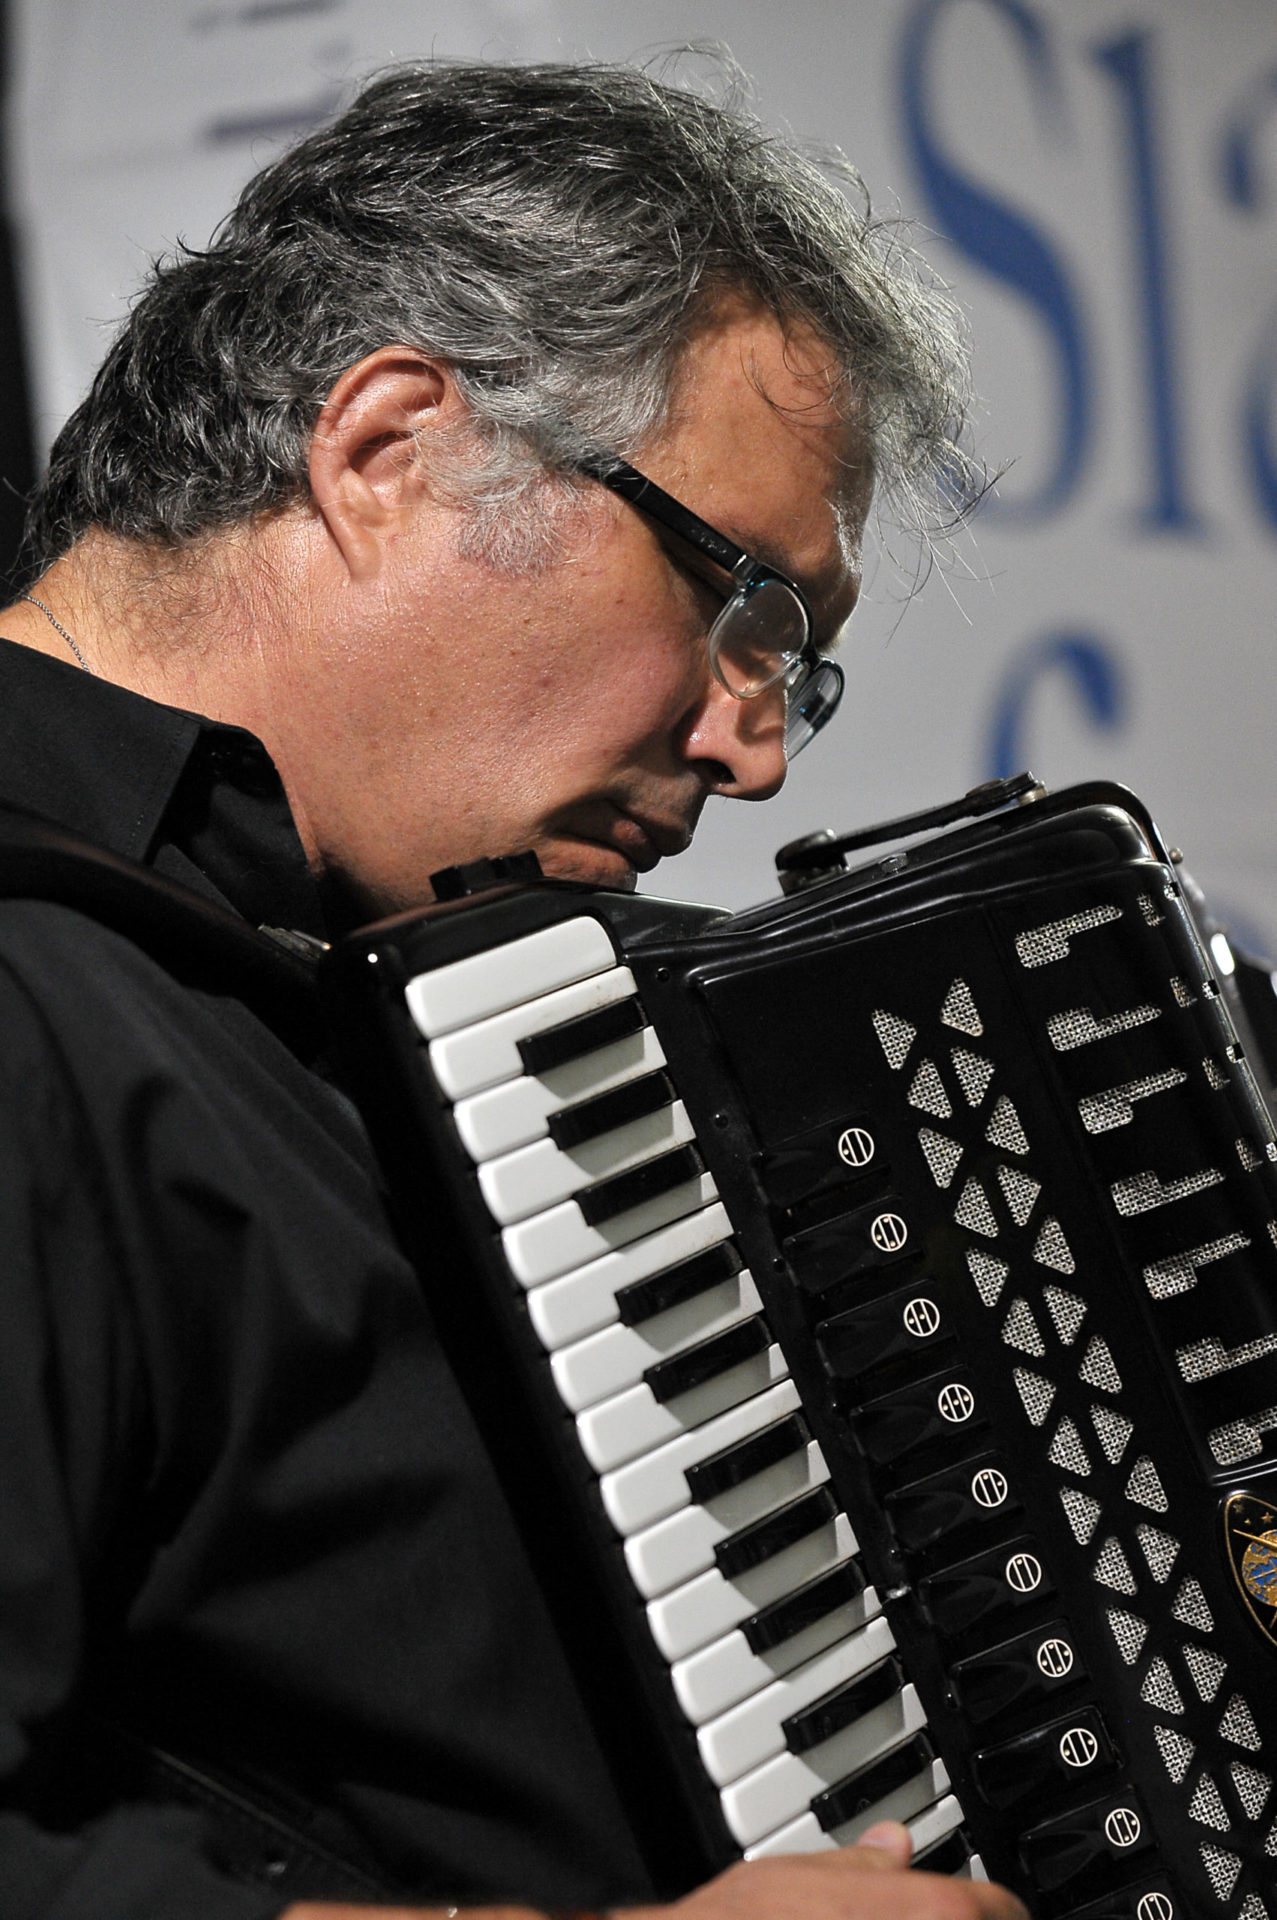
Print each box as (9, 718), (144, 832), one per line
(11, 0), (1277, 936)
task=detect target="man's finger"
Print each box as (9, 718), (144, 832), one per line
(843, 1821), (913, 1871)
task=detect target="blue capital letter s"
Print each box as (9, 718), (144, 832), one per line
(900, 0), (1091, 519)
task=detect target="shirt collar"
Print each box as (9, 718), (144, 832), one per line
(0, 634), (328, 939)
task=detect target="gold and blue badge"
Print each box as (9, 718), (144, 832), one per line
(1224, 1490), (1277, 1643)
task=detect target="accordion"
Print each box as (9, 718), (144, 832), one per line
(322, 779), (1277, 1920)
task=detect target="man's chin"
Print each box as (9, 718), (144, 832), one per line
(537, 838), (641, 892)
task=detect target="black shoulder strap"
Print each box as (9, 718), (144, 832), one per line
(0, 804), (323, 1057)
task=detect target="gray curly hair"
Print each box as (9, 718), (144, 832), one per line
(24, 58), (975, 579)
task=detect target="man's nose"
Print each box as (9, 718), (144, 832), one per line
(683, 678), (788, 801)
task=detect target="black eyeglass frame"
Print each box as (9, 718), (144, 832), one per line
(572, 451), (845, 755)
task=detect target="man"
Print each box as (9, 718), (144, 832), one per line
(0, 58), (1019, 1920)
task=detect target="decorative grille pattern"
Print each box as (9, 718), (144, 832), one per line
(1079, 1068), (1186, 1134)
(1090, 1404), (1133, 1463)
(1182, 1643), (1229, 1701)
(918, 1127), (963, 1189)
(1111, 1166), (1222, 1216)
(1208, 1413), (1277, 1467)
(1093, 1535), (1138, 1595)
(1043, 1285), (1087, 1345)
(1015, 903), (1121, 967)
(1141, 1658), (1185, 1713)
(940, 978), (982, 1034)
(1002, 1297), (1046, 1357)
(1231, 1763), (1273, 1821)
(997, 1163), (1041, 1225)
(1047, 1415), (1091, 1475)
(1220, 1696), (1263, 1752)
(1032, 1217), (1075, 1272)
(1135, 1523), (1180, 1583)
(1013, 1368), (1056, 1427)
(1047, 1003), (1159, 1051)
(966, 1248), (1008, 1307)
(954, 1177), (999, 1238)
(1145, 1234), (1250, 1300)
(907, 1058), (952, 1118)
(1154, 1724), (1195, 1782)
(1125, 1456), (1169, 1512)
(1178, 1332), (1277, 1385)
(1060, 1486), (1103, 1544)
(1199, 1840), (1242, 1895)
(1106, 1607), (1149, 1666)
(985, 1094), (1029, 1154)
(1078, 1336), (1122, 1393)
(1170, 1578), (1214, 1633)
(1239, 1895), (1270, 1920)
(950, 1046), (995, 1109)
(872, 1009), (916, 1070)
(870, 902), (1277, 1898)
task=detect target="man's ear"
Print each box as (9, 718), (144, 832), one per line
(307, 346), (468, 580)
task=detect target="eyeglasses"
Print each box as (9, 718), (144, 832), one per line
(573, 451), (845, 757)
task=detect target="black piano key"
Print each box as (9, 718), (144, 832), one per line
(644, 1316), (769, 1404)
(782, 1655), (903, 1756)
(973, 1707), (1116, 1810)
(885, 1452), (1020, 1555)
(576, 1143), (704, 1227)
(951, 1619), (1085, 1726)
(1019, 1788), (1153, 1896)
(817, 1281), (952, 1382)
(918, 1535), (1055, 1639)
(852, 1368), (982, 1468)
(741, 1558), (865, 1655)
(548, 1069), (675, 1149)
(783, 1195), (916, 1293)
(685, 1412), (810, 1502)
(810, 1732), (934, 1834)
(1053, 1873), (1179, 1920)
(615, 1241), (743, 1327)
(517, 996), (645, 1074)
(757, 1112), (881, 1209)
(714, 1485), (839, 1581)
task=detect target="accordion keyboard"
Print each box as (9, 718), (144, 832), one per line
(405, 914), (975, 1866)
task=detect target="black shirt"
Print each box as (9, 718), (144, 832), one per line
(0, 638), (650, 1919)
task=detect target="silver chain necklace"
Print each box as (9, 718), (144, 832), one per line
(21, 593), (91, 672)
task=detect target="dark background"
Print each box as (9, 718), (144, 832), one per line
(0, 0), (39, 598)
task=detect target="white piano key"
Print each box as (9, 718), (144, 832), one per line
(429, 965), (637, 1100)
(698, 1615), (897, 1787)
(550, 1272), (762, 1413)
(959, 1855), (989, 1881)
(453, 1026), (667, 1160)
(721, 1686), (928, 1846)
(504, 1170), (719, 1289)
(742, 1810), (835, 1858)
(624, 1441), (830, 1600)
(901, 1793), (965, 1860)
(579, 1344), (790, 1475)
(525, 1201), (734, 1344)
(671, 1583), (883, 1727)
(600, 1379), (802, 1537)
(648, 1513), (857, 1662)
(406, 917), (616, 1037)
(478, 1101), (696, 1226)
(742, 1758), (951, 1859)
